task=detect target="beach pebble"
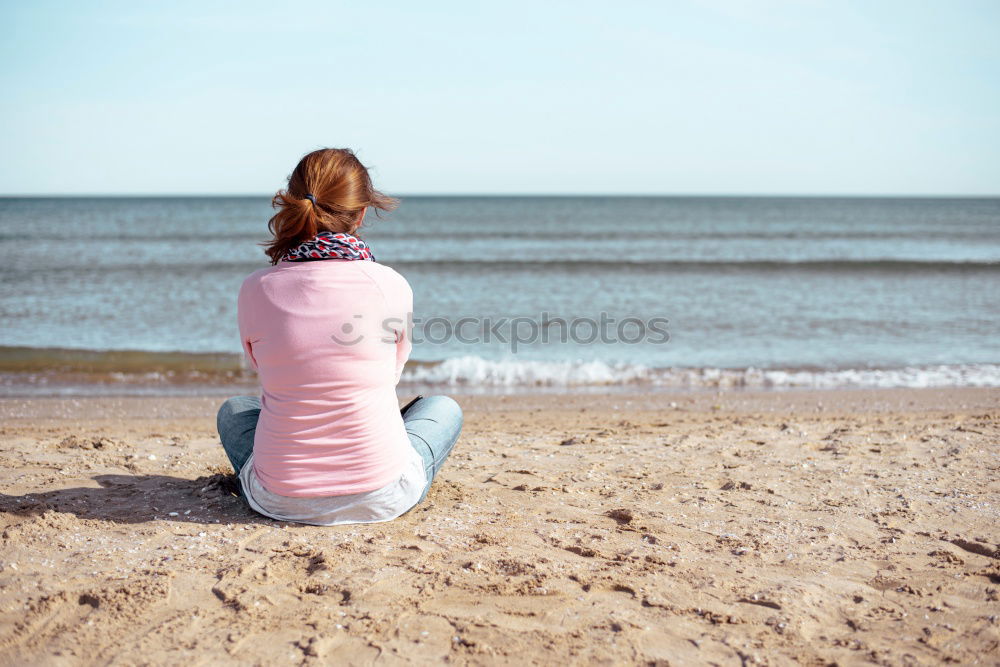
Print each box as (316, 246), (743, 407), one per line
(168, 512), (179, 517)
(148, 454), (156, 461)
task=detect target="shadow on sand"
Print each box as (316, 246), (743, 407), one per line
(0, 473), (268, 526)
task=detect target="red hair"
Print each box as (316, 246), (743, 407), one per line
(264, 148), (398, 264)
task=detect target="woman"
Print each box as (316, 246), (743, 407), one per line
(216, 148), (462, 525)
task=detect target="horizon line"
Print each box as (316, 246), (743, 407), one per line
(2, 192), (1000, 199)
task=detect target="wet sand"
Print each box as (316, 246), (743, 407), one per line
(1, 388), (998, 665)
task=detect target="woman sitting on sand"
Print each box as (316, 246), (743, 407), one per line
(216, 148), (462, 525)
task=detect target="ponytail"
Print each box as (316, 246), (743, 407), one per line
(264, 148), (398, 264)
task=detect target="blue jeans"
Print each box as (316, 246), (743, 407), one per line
(215, 395), (463, 503)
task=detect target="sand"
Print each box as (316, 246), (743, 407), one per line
(1, 388), (998, 665)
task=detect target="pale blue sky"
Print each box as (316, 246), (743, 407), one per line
(1, 1), (998, 195)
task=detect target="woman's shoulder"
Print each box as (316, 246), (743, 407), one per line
(357, 261), (412, 293)
(239, 264), (279, 292)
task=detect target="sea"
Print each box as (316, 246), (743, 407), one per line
(1, 196), (998, 395)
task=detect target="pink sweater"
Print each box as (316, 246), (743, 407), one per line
(237, 260), (413, 497)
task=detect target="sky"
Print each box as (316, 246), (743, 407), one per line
(1, 1), (998, 196)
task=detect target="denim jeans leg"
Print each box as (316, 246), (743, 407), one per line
(216, 395), (260, 476)
(403, 395), (464, 503)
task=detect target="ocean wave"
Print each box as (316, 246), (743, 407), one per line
(402, 356), (1000, 389)
(2, 346), (998, 391)
(0, 346), (247, 377)
(403, 356), (654, 386)
(390, 259), (1000, 273)
(2, 258), (998, 277)
(4, 230), (1000, 243)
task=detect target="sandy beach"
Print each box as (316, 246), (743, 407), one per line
(1, 388), (998, 665)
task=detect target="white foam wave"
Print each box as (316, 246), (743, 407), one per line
(401, 357), (1000, 389)
(403, 356), (653, 387)
(659, 365), (1000, 389)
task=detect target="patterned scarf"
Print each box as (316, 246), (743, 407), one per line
(282, 231), (375, 262)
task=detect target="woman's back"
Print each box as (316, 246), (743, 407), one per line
(238, 259), (413, 497)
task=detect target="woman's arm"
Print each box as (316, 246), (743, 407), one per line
(393, 282), (413, 384)
(237, 279), (260, 371)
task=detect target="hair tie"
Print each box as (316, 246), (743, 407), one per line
(304, 193), (317, 205)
